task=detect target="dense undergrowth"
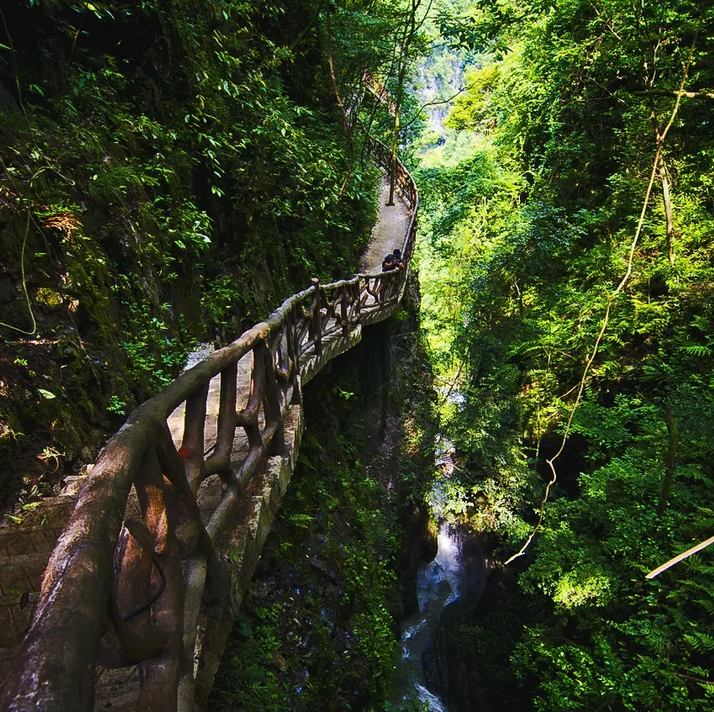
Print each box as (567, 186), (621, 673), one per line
(0, 0), (402, 509)
(413, 1), (714, 709)
(210, 282), (438, 712)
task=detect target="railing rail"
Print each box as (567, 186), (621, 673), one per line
(2, 137), (418, 712)
(362, 70), (397, 116)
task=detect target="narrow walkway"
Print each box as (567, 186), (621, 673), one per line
(165, 171), (411, 456)
(0, 168), (413, 706)
(361, 175), (411, 273)
(163, 171), (412, 514)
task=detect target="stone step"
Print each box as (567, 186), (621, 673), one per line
(0, 494), (75, 533)
(94, 666), (140, 712)
(0, 521), (64, 559)
(0, 491), (75, 693)
(0, 551), (53, 594)
(0, 552), (53, 652)
(0, 646), (19, 690)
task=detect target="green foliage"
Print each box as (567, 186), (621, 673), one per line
(211, 609), (291, 712)
(212, 378), (401, 709)
(414, 0), (714, 708)
(0, 0), (395, 494)
(106, 395), (126, 415)
(118, 298), (194, 391)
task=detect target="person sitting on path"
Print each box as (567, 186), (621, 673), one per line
(382, 253), (396, 271)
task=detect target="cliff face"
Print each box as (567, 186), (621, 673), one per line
(0, 0), (379, 510)
(210, 276), (439, 711)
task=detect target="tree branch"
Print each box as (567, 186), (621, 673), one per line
(633, 89), (714, 100)
(325, 6), (347, 128)
(672, 672), (714, 688)
(646, 534), (714, 579)
(289, 0), (329, 52)
(401, 84), (472, 131)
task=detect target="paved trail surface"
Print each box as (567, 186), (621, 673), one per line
(361, 175), (411, 273)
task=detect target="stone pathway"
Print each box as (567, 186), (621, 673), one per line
(361, 174), (411, 274)
(0, 496), (76, 683)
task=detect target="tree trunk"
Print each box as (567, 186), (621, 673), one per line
(388, 68), (404, 206)
(657, 153), (676, 264)
(388, 0), (421, 206)
(649, 100), (677, 264)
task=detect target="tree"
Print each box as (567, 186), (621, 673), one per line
(412, 0), (714, 707)
(387, 0), (432, 205)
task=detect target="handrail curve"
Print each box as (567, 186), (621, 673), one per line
(2, 138), (418, 712)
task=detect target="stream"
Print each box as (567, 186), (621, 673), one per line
(394, 476), (491, 711)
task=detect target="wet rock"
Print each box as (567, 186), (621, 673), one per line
(423, 599), (486, 712)
(417, 528), (494, 712)
(399, 504), (437, 616)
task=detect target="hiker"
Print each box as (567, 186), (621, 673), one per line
(382, 253), (396, 271)
(392, 248), (404, 270)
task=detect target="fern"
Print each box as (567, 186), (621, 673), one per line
(680, 343), (712, 358)
(683, 630), (714, 653)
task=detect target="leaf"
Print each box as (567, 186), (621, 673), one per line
(38, 388), (56, 400)
(681, 344), (711, 358)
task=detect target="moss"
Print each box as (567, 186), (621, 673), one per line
(35, 287), (63, 309)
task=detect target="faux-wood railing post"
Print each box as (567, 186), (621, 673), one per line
(133, 445), (183, 712)
(155, 424), (227, 604)
(351, 281), (360, 324)
(157, 418), (228, 712)
(182, 384), (209, 495)
(236, 345), (265, 452)
(341, 289), (351, 338)
(287, 309), (302, 406)
(263, 337), (287, 457)
(102, 519), (166, 669)
(207, 364), (237, 479)
(309, 277), (322, 357)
